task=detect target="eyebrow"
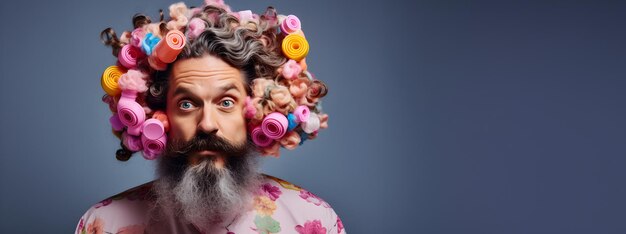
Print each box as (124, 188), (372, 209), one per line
(172, 83), (242, 98)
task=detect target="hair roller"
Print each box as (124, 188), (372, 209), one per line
(122, 131), (143, 151)
(141, 133), (166, 160)
(301, 112), (320, 134)
(251, 126), (273, 147)
(261, 112), (289, 139)
(117, 90), (146, 136)
(281, 34), (309, 61)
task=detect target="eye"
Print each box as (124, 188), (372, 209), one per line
(179, 100), (195, 110)
(220, 99), (235, 109)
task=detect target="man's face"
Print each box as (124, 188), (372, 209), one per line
(166, 54), (249, 167)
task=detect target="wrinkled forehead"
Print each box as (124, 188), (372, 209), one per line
(168, 55), (248, 95)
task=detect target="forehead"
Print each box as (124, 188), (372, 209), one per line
(168, 54), (247, 94)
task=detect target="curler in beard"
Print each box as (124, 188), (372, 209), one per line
(101, 66), (125, 97)
(122, 131), (143, 151)
(141, 133), (167, 160)
(293, 105), (310, 123)
(262, 112), (289, 139)
(153, 30), (186, 64)
(301, 112), (320, 134)
(251, 126), (273, 147)
(281, 34), (309, 62)
(280, 15), (301, 35)
(118, 45), (144, 69)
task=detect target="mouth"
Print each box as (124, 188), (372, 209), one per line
(195, 150), (220, 157)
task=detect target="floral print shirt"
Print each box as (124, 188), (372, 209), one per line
(76, 174), (346, 234)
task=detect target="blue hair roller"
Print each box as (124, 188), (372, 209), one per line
(141, 33), (161, 55)
(287, 113), (298, 131)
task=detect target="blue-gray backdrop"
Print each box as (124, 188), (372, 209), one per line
(1, 0), (625, 233)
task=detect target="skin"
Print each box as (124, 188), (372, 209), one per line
(166, 54), (248, 168)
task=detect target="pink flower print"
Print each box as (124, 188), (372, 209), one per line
(337, 217), (344, 233)
(94, 198), (112, 208)
(259, 183), (282, 201)
(295, 220), (327, 234)
(86, 217), (104, 234)
(77, 218), (85, 232)
(117, 224), (145, 234)
(299, 190), (330, 207)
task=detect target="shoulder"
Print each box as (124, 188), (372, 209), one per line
(75, 181), (156, 234)
(256, 174), (346, 234)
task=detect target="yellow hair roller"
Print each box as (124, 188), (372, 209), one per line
(281, 34), (309, 62)
(101, 65), (125, 96)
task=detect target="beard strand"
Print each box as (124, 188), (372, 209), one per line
(153, 133), (262, 227)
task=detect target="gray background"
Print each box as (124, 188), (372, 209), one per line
(1, 0), (625, 233)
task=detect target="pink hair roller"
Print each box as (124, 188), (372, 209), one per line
(118, 45), (143, 69)
(293, 105), (310, 123)
(117, 90), (146, 136)
(130, 28), (145, 48)
(261, 112), (288, 139)
(154, 30), (186, 64)
(301, 112), (320, 134)
(109, 114), (124, 131)
(280, 15), (301, 35)
(142, 118), (165, 140)
(251, 126), (273, 147)
(122, 132), (143, 151)
(141, 133), (167, 160)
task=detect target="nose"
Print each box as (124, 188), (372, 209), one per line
(197, 106), (218, 135)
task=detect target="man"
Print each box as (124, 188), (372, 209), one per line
(77, 1), (343, 233)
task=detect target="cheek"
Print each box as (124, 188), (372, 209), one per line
(220, 108), (248, 144)
(166, 110), (196, 142)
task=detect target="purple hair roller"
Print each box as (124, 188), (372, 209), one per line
(261, 112), (288, 139)
(252, 126), (273, 147)
(141, 133), (166, 160)
(122, 132), (143, 151)
(293, 105), (310, 123)
(142, 118), (165, 140)
(109, 114), (124, 131)
(117, 90), (146, 136)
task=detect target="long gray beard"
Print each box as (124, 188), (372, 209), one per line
(153, 155), (262, 227)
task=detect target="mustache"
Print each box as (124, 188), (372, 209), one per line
(166, 132), (253, 157)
